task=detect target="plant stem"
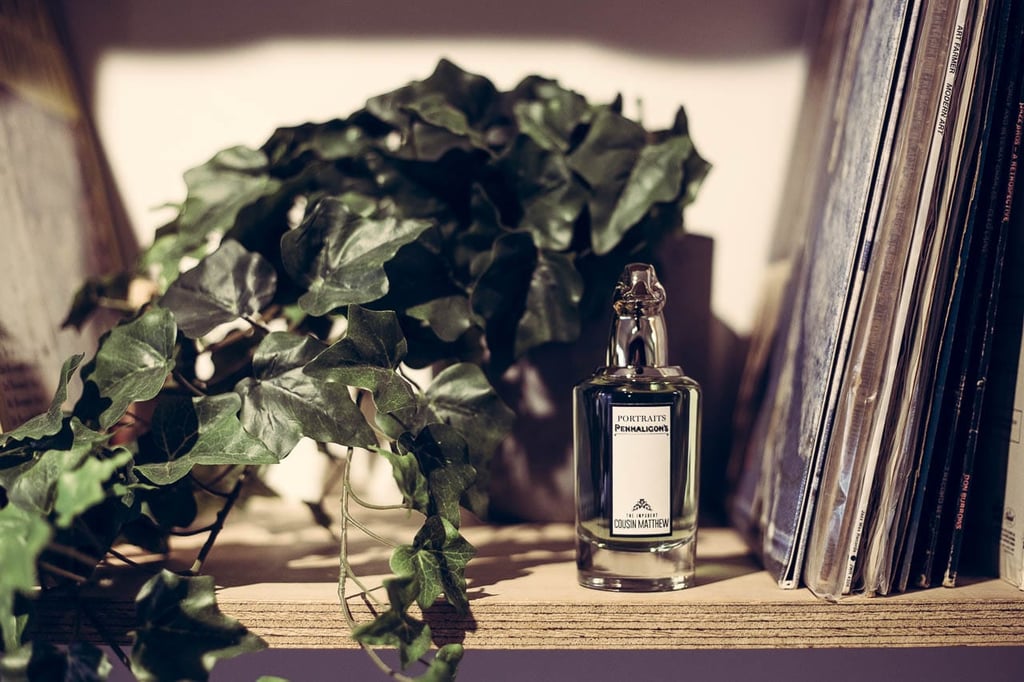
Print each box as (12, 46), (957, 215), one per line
(348, 577), (385, 605)
(38, 561), (89, 584)
(116, 407), (152, 433)
(397, 366), (423, 393)
(197, 326), (252, 354)
(106, 547), (159, 572)
(338, 451), (416, 682)
(361, 646), (417, 682)
(78, 600), (132, 669)
(44, 542), (101, 567)
(343, 510), (400, 548)
(188, 469), (248, 575)
(242, 313), (273, 334)
(189, 466), (238, 497)
(172, 370), (207, 397)
(170, 523), (219, 537)
(339, 448), (357, 619)
(344, 450), (406, 511)
(347, 489), (408, 512)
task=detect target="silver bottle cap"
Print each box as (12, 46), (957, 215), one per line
(607, 263), (669, 368)
(612, 263), (667, 317)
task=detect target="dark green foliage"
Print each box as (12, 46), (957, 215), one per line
(2, 59), (706, 681)
(129, 571), (266, 681)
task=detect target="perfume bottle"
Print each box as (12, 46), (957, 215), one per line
(573, 262), (700, 591)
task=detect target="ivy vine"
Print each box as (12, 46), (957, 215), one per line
(0, 59), (708, 680)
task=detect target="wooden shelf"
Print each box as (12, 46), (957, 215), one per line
(31, 499), (1024, 650)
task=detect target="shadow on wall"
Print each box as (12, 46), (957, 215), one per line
(0, 325), (54, 431)
(60, 0), (814, 53)
(58, 0), (817, 106)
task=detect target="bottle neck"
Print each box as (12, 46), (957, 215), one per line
(607, 313), (668, 368)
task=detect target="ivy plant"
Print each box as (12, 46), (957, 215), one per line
(0, 59), (708, 680)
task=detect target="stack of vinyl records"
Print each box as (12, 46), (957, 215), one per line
(729, 0), (1024, 599)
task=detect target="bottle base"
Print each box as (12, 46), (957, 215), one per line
(576, 532), (696, 592)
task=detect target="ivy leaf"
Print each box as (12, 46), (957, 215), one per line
(405, 295), (476, 343)
(566, 108), (646, 253)
(390, 515), (476, 613)
(510, 75), (592, 152)
(134, 394), (278, 485)
(130, 570), (266, 682)
(470, 231), (536, 370)
(0, 505), (51, 649)
(77, 307), (177, 430)
(174, 147), (275, 241)
(133, 479), (199, 535)
(262, 117), (371, 169)
(3, 420), (110, 518)
(492, 134), (584, 251)
(160, 240), (277, 339)
(142, 146), (278, 288)
(304, 306), (425, 438)
(366, 57), (497, 137)
(414, 643), (464, 682)
(0, 354), (82, 447)
(378, 446), (430, 514)
(24, 641), (113, 682)
(657, 106), (712, 209)
(54, 446), (133, 529)
(235, 332), (376, 456)
(455, 185), (505, 276)
(470, 233), (582, 370)
(373, 235), (465, 316)
(602, 135), (697, 255)
(364, 58), (500, 159)
(4, 447), (84, 518)
(335, 305), (407, 369)
(425, 363), (515, 516)
(351, 576), (432, 670)
(280, 196), (433, 316)
(398, 95), (490, 160)
(403, 95), (474, 136)
(396, 424), (475, 526)
(513, 248), (583, 357)
(63, 272), (134, 332)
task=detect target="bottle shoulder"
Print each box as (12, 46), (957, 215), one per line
(574, 366), (701, 393)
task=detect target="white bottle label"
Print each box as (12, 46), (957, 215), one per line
(610, 404), (672, 537)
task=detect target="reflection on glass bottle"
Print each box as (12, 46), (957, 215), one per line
(573, 263), (700, 591)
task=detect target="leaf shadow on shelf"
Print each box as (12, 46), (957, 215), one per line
(466, 534), (577, 597)
(422, 603), (479, 646)
(192, 532), (384, 587)
(461, 524), (763, 599)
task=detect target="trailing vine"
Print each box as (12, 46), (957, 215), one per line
(0, 59), (708, 680)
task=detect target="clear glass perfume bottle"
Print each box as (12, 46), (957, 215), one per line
(573, 262), (700, 591)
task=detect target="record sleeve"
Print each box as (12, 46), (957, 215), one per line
(943, 18), (1024, 584)
(861, 0), (999, 596)
(729, 0), (919, 588)
(803, 0), (974, 600)
(902, 0), (1024, 589)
